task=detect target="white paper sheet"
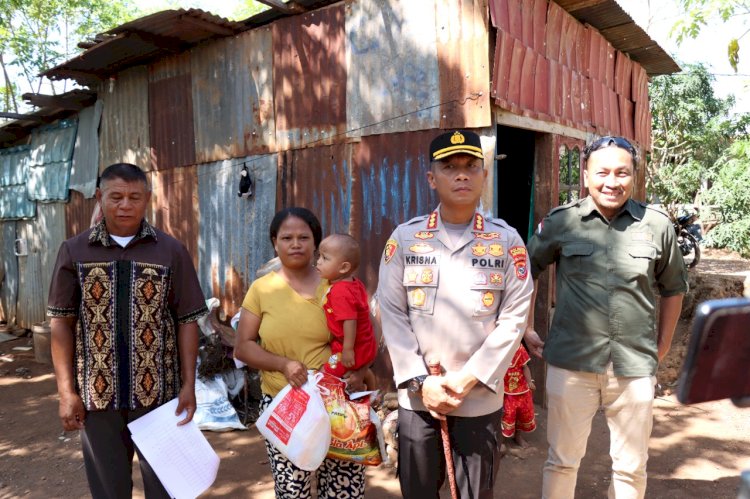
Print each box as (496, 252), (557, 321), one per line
(128, 398), (220, 499)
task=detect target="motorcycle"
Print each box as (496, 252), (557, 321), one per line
(674, 211), (702, 268)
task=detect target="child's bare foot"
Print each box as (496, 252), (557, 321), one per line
(513, 432), (529, 448)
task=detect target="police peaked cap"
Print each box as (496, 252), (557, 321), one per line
(430, 130), (484, 161)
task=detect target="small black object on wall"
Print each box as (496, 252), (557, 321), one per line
(238, 164), (254, 198)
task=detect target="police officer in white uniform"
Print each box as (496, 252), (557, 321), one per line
(377, 130), (534, 498)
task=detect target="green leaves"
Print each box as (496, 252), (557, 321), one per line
(728, 38), (740, 72)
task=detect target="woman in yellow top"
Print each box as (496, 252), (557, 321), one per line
(235, 207), (366, 498)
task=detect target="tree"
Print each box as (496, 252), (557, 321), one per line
(648, 63), (738, 206)
(671, 0), (750, 72)
(230, 0), (269, 20)
(701, 139), (750, 256)
(0, 0), (135, 114)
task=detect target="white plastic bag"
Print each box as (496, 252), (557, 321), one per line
(255, 371), (331, 471)
(194, 376), (246, 432)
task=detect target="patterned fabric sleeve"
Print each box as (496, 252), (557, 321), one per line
(171, 242), (208, 324)
(47, 242), (80, 317)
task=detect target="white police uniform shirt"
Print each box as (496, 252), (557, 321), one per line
(377, 206), (534, 417)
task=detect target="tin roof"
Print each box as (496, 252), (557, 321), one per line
(43, 9), (247, 86)
(554, 0), (679, 76)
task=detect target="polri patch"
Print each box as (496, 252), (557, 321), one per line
(384, 239), (398, 264)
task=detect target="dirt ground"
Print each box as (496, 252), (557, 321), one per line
(1, 248), (748, 499)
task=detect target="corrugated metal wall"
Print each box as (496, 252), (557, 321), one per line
(149, 54), (196, 170)
(345, 0), (441, 137)
(26, 120), (78, 202)
(0, 222), (18, 325)
(149, 166), (200, 268)
(436, 0), (492, 129)
(490, 0), (650, 148)
(0, 145), (34, 220)
(273, 3), (347, 150)
(70, 102), (103, 198)
(351, 130), (440, 290)
(65, 190), (98, 238)
(191, 27), (276, 162)
(277, 144), (353, 237)
(197, 155), (278, 316)
(99, 66), (152, 171)
(15, 203), (66, 328)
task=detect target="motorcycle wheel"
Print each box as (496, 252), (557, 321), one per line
(681, 231), (701, 268)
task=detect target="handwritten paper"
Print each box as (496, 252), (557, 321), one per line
(128, 398), (220, 499)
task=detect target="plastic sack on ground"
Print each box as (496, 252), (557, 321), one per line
(318, 372), (385, 466)
(194, 375), (247, 432)
(255, 371), (331, 471)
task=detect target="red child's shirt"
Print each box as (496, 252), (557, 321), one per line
(322, 278), (377, 377)
(504, 344), (531, 394)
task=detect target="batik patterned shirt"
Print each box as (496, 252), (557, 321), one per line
(47, 220), (207, 411)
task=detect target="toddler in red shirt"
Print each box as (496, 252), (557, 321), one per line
(316, 234), (377, 389)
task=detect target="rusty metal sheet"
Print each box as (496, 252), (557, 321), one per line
(545, 0), (564, 63)
(615, 51), (633, 98)
(276, 143), (352, 237)
(350, 130), (439, 292)
(0, 221), (18, 325)
(70, 101), (103, 198)
(436, 0), (491, 129)
(273, 4), (346, 150)
(604, 40), (616, 90)
(560, 5), (579, 70)
(197, 154), (278, 317)
(608, 87), (620, 135)
(43, 9), (246, 86)
(571, 71), (582, 124)
(489, 0), (508, 30)
(534, 54), (550, 118)
(619, 95), (634, 140)
(148, 166), (199, 268)
(586, 27), (601, 81)
(191, 27), (276, 162)
(591, 78), (604, 128)
(548, 58), (562, 120)
(492, 30), (514, 104)
(506, 37), (526, 109)
(148, 67), (196, 170)
(532, 0), (547, 53)
(346, 0), (440, 137)
(506, 0), (523, 42)
(561, 65), (573, 123)
(520, 0), (534, 49)
(65, 189), (99, 238)
(16, 203), (66, 328)
(520, 47), (536, 112)
(99, 66), (152, 172)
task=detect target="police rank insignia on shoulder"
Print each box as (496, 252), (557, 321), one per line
(384, 239), (398, 264)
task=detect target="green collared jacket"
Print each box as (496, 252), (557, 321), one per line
(528, 197), (688, 377)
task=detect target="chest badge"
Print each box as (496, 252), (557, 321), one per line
(489, 243), (504, 257)
(421, 269), (434, 284)
(414, 231), (434, 240)
(490, 272), (503, 286)
(474, 232), (500, 241)
(409, 243), (434, 254)
(473, 272), (488, 285)
(471, 242), (488, 256)
(411, 288), (426, 307)
(481, 291), (495, 307)
(407, 269), (418, 283)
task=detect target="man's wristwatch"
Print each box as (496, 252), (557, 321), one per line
(407, 375), (428, 393)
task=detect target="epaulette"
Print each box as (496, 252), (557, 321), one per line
(546, 199), (581, 217)
(644, 203), (672, 220)
(401, 214), (429, 226)
(483, 215), (519, 235)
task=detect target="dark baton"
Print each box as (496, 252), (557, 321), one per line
(428, 359), (459, 499)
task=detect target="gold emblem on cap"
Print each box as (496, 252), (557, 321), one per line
(450, 131), (465, 145)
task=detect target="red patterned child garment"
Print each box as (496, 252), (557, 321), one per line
(501, 344), (537, 438)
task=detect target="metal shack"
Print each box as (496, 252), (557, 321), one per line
(0, 0), (678, 393)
